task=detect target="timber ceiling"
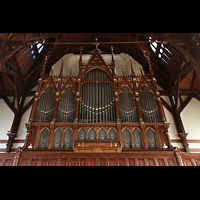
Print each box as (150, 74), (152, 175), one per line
(0, 33), (200, 100)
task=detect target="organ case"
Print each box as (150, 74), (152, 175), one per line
(24, 46), (173, 153)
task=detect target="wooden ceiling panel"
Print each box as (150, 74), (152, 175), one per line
(0, 33), (200, 97)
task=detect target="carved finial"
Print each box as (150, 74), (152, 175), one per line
(129, 56), (135, 77)
(94, 38), (99, 49)
(111, 46), (114, 60)
(146, 54), (154, 77)
(121, 67), (125, 75)
(51, 66), (54, 76)
(40, 55), (48, 77)
(70, 67), (72, 76)
(111, 46), (114, 54)
(59, 58), (64, 78)
(140, 67), (144, 76)
(80, 46), (83, 53)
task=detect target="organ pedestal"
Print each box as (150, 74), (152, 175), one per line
(23, 45), (173, 153)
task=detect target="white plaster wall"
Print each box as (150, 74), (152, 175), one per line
(181, 98), (200, 139)
(0, 99), (14, 138)
(181, 98), (200, 152)
(0, 99), (15, 151)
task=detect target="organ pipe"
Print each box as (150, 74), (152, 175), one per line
(78, 69), (116, 123)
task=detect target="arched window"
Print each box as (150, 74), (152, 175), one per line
(132, 128), (142, 148)
(53, 128), (62, 148)
(146, 128), (157, 149)
(78, 128), (86, 140)
(39, 128), (49, 149)
(63, 129), (73, 149)
(149, 36), (172, 65)
(88, 128), (96, 140)
(98, 128), (106, 140)
(108, 128), (117, 140)
(122, 128), (132, 149)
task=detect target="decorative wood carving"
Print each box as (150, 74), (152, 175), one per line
(23, 45), (174, 154)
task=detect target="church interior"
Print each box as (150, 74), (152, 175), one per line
(0, 33), (200, 166)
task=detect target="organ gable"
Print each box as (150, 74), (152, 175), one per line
(81, 47), (113, 81)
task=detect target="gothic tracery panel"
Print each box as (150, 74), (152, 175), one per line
(132, 128), (142, 148)
(146, 128), (157, 149)
(122, 128), (132, 149)
(53, 128), (62, 148)
(39, 128), (49, 149)
(63, 128), (73, 148)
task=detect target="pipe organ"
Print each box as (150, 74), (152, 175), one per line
(24, 45), (173, 153)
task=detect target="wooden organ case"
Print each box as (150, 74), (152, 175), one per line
(21, 45), (176, 165)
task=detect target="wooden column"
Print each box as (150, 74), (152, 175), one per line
(48, 125), (54, 149)
(156, 94), (167, 122)
(52, 95), (59, 122)
(140, 123), (148, 149)
(75, 78), (81, 123)
(29, 93), (39, 122)
(135, 95), (142, 122)
(154, 125), (162, 149)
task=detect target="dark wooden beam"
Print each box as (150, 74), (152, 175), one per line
(178, 95), (193, 114)
(3, 97), (17, 114)
(167, 54), (184, 92)
(0, 90), (35, 97)
(161, 97), (173, 114)
(193, 94), (200, 102)
(3, 33), (25, 93)
(22, 97), (34, 114)
(172, 43), (200, 80)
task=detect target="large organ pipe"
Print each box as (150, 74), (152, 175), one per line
(92, 70), (95, 123)
(86, 83), (90, 123)
(99, 81), (102, 123)
(89, 78), (92, 123)
(96, 70), (98, 123)
(78, 68), (116, 124)
(110, 85), (113, 122)
(105, 81), (108, 123)
(102, 73), (105, 123)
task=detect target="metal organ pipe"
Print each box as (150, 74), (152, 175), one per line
(78, 69), (116, 124)
(139, 86), (161, 123)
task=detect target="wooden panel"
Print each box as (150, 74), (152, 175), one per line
(108, 158), (115, 166)
(168, 159), (176, 166)
(4, 159), (13, 166)
(69, 159), (77, 166)
(4, 149), (200, 166)
(99, 158), (106, 166)
(157, 159), (165, 166)
(195, 159), (200, 166)
(60, 159), (68, 166)
(138, 159), (145, 166)
(148, 159), (155, 166)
